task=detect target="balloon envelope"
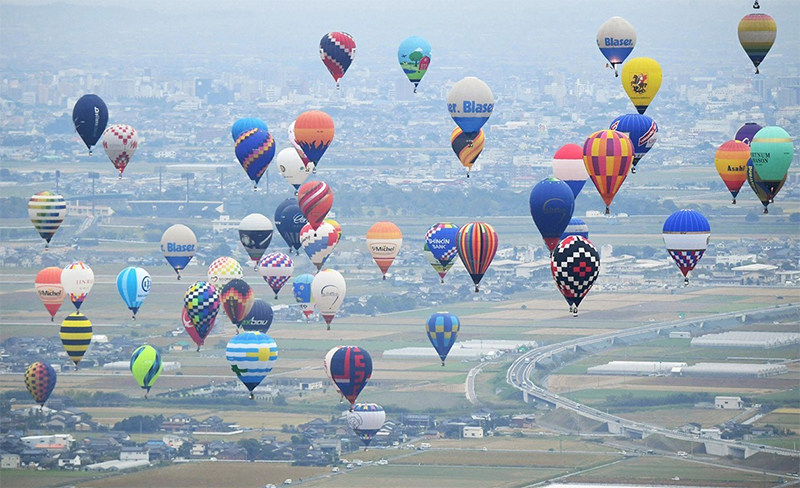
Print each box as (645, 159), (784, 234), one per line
(25, 361), (57, 406)
(425, 222), (460, 282)
(161, 224), (197, 278)
(130, 345), (162, 394)
(596, 17), (636, 70)
(297, 181), (334, 231)
(735, 123), (762, 146)
(561, 218), (589, 240)
(207, 257), (244, 287)
(232, 118), (268, 142)
(451, 128), (484, 174)
(72, 94), (108, 151)
(398, 36), (431, 91)
(293, 274), (315, 320)
(294, 111), (335, 166)
(241, 299), (274, 333)
(552, 144), (588, 198)
(29, 191), (67, 248)
(551, 236), (600, 316)
(320, 32), (356, 85)
(426, 312), (460, 365)
(258, 253), (294, 298)
(747, 159), (786, 213)
(35, 267), (65, 320)
(329, 346), (372, 406)
(609, 114), (658, 172)
(583, 130), (634, 213)
(301, 222), (339, 271)
(116, 267), (151, 318)
(226, 332), (277, 397)
(750, 127), (793, 196)
(621, 57), (662, 114)
(238, 214), (274, 264)
(102, 124), (138, 177)
(60, 312), (92, 366)
(714, 140), (750, 203)
(220, 278), (255, 326)
(663, 209), (710, 283)
(457, 222), (499, 291)
(529, 177), (575, 252)
(311, 269), (346, 328)
(275, 198), (306, 252)
(366, 222), (402, 278)
(447, 77), (494, 135)
(183, 281), (220, 346)
(276, 147), (311, 191)
(235, 128), (275, 189)
(347, 403), (386, 447)
(738, 13), (776, 73)
(62, 261), (94, 310)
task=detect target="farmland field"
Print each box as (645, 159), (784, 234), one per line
(0, 469), (106, 488)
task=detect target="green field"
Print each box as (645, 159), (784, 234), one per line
(0, 469), (107, 488)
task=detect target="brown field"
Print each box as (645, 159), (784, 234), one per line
(524, 327), (619, 336)
(548, 374), (630, 394)
(392, 450), (614, 468)
(426, 436), (617, 453)
(391, 382), (464, 394)
(618, 408), (744, 429)
(76, 461), (327, 488)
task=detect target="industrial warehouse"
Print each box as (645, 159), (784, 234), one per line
(587, 361), (788, 378)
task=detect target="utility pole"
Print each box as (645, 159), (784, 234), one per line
(181, 173), (194, 203)
(157, 166), (165, 195)
(217, 167), (225, 199)
(88, 172), (100, 216)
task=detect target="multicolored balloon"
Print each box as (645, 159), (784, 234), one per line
(714, 140), (750, 204)
(738, 13), (777, 74)
(293, 274), (315, 322)
(398, 36), (431, 93)
(161, 224), (197, 280)
(207, 257), (244, 287)
(596, 16), (636, 76)
(62, 261), (94, 310)
(457, 222), (499, 292)
(301, 221), (339, 271)
(447, 77), (494, 140)
(226, 332), (278, 399)
(72, 94), (108, 154)
(451, 128), (484, 176)
(182, 307), (204, 350)
(621, 57), (662, 115)
(425, 222), (460, 283)
(183, 281), (220, 350)
(235, 128), (275, 191)
(116, 266), (151, 319)
(293, 111), (334, 168)
(232, 118), (268, 142)
(735, 123), (762, 146)
(551, 236), (600, 317)
(102, 124), (138, 178)
(609, 114), (658, 173)
(328, 346), (372, 408)
(529, 177), (575, 253)
(366, 221), (402, 279)
(583, 130), (634, 214)
(25, 361), (57, 407)
(552, 144), (589, 199)
(747, 159), (786, 214)
(426, 312), (460, 366)
(276, 147), (311, 193)
(35, 267), (64, 321)
(238, 214), (274, 268)
(347, 403), (386, 448)
(258, 253), (294, 298)
(275, 198), (306, 254)
(320, 32), (356, 88)
(29, 191), (67, 250)
(220, 279), (255, 327)
(60, 312), (92, 367)
(241, 299), (274, 333)
(297, 181), (334, 231)
(288, 121), (312, 168)
(561, 218), (589, 240)
(750, 126), (793, 200)
(130, 345), (162, 398)
(325, 218), (342, 241)
(311, 269), (346, 330)
(662, 209), (711, 286)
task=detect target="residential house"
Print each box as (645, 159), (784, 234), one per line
(1, 453), (20, 469)
(120, 446), (150, 462)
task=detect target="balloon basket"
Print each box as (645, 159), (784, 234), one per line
(382, 275), (386, 281)
(732, 199), (736, 204)
(440, 278), (444, 284)
(327, 325), (331, 331)
(51, 317), (54, 322)
(88, 150), (93, 155)
(132, 315), (136, 321)
(474, 285), (479, 293)
(684, 278), (689, 286)
(763, 208), (769, 214)
(631, 166), (637, 174)
(253, 186), (258, 192)
(441, 362), (445, 367)
(604, 207), (610, 215)
(249, 393), (255, 400)
(196, 347), (201, 352)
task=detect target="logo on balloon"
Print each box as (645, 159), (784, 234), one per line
(141, 276), (151, 293)
(293, 214), (308, 225)
(630, 74), (648, 94)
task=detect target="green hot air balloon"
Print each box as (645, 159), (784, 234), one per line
(130, 345), (163, 398)
(750, 126), (793, 200)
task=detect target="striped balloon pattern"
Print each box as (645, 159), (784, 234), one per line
(738, 13), (777, 74)
(424, 222), (460, 283)
(457, 222), (499, 292)
(583, 130), (634, 213)
(663, 210), (711, 285)
(226, 332), (278, 399)
(328, 346), (372, 407)
(294, 110), (335, 166)
(319, 32), (356, 86)
(25, 361), (57, 406)
(297, 181), (334, 231)
(116, 266), (151, 318)
(60, 312), (92, 367)
(552, 144), (589, 199)
(102, 124), (138, 177)
(747, 159), (786, 214)
(451, 128), (485, 175)
(183, 281), (220, 347)
(426, 312), (460, 365)
(130, 345), (162, 396)
(28, 191), (67, 248)
(220, 278), (255, 327)
(258, 253), (294, 298)
(366, 221), (402, 279)
(301, 222), (339, 271)
(35, 267), (65, 321)
(561, 218), (590, 241)
(235, 128), (275, 189)
(714, 140), (750, 204)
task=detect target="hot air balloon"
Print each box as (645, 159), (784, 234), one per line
(62, 261), (94, 311)
(293, 111), (334, 169)
(551, 236), (600, 317)
(750, 126), (793, 201)
(663, 209), (711, 286)
(324, 346), (343, 383)
(552, 144), (589, 199)
(366, 221), (402, 279)
(130, 345), (162, 398)
(714, 140), (750, 204)
(609, 114), (658, 173)
(226, 332), (278, 399)
(116, 266), (151, 319)
(25, 361), (57, 407)
(288, 121), (312, 169)
(583, 130), (634, 214)
(529, 177), (575, 253)
(311, 269), (346, 330)
(328, 346), (372, 408)
(297, 181), (334, 231)
(398, 36), (432, 93)
(235, 128), (275, 191)
(207, 257), (244, 287)
(747, 159), (787, 214)
(426, 312), (460, 366)
(232, 118), (268, 142)
(102, 124), (138, 178)
(220, 279), (255, 328)
(184, 281), (220, 351)
(293, 274), (315, 321)
(72, 94), (108, 154)
(561, 218), (589, 240)
(161, 224), (197, 280)
(301, 222), (339, 271)
(60, 312), (92, 368)
(320, 32), (356, 88)
(258, 253), (294, 298)
(241, 299), (274, 333)
(447, 77), (494, 143)
(275, 198), (306, 254)
(29, 191), (67, 250)
(621, 57), (662, 115)
(347, 404), (386, 448)
(238, 214), (274, 269)
(735, 123), (762, 146)
(738, 13), (776, 74)
(457, 222), (498, 292)
(35, 267), (64, 321)
(425, 222), (460, 283)
(182, 307), (204, 350)
(276, 148), (311, 193)
(596, 17), (636, 76)
(325, 218), (342, 241)
(451, 128), (485, 177)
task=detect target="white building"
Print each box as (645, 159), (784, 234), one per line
(463, 426), (484, 438)
(21, 434), (73, 450)
(120, 447), (150, 462)
(715, 396), (744, 410)
(1, 453), (20, 469)
(692, 331), (800, 349)
(669, 331), (692, 339)
(587, 361), (687, 376)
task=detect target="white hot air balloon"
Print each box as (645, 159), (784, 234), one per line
(62, 261), (94, 311)
(276, 148), (312, 194)
(596, 17), (637, 76)
(238, 213), (274, 269)
(102, 124), (139, 178)
(446, 77), (494, 144)
(161, 224), (197, 280)
(311, 269), (346, 330)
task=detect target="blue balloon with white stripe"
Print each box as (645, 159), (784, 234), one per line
(117, 267), (151, 319)
(609, 113), (658, 173)
(226, 332), (278, 399)
(426, 312), (460, 366)
(561, 218), (589, 240)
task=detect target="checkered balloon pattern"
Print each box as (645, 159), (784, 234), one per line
(258, 253), (294, 297)
(668, 250), (705, 277)
(25, 361), (57, 406)
(550, 235), (600, 312)
(183, 281), (221, 340)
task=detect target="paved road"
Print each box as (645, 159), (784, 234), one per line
(465, 361), (491, 405)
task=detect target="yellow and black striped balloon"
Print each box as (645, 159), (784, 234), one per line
(60, 312), (92, 367)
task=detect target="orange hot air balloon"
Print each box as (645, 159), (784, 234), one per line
(715, 140), (750, 204)
(582, 130), (634, 214)
(366, 222), (403, 279)
(35, 267), (65, 321)
(293, 111), (335, 170)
